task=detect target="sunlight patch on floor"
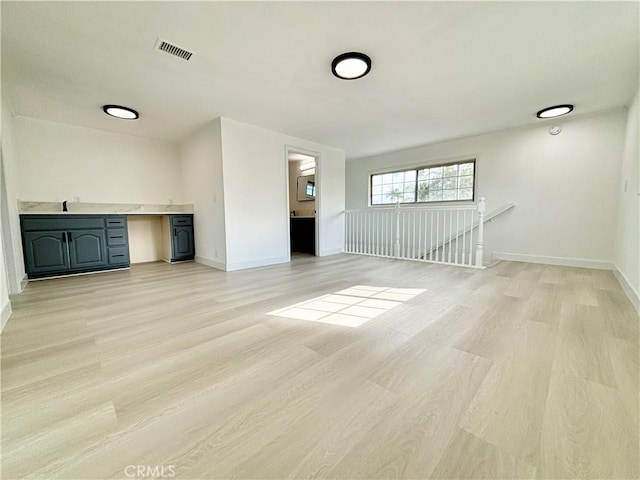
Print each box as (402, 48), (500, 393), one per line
(267, 285), (426, 327)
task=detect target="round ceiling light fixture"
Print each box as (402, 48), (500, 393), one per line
(536, 104), (573, 119)
(331, 52), (372, 80)
(102, 104), (139, 120)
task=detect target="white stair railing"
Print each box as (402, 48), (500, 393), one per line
(345, 198), (494, 269)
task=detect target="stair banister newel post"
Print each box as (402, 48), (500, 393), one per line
(394, 201), (401, 259)
(475, 197), (486, 268)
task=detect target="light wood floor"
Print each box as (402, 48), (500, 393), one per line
(1, 255), (638, 479)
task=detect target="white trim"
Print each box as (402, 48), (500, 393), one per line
(226, 256), (289, 272)
(194, 255), (227, 271)
(492, 252), (613, 270)
(613, 266), (640, 314)
(319, 248), (343, 257)
(20, 274), (27, 292)
(1, 300), (12, 334)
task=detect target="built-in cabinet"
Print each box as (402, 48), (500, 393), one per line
(21, 215), (128, 278)
(162, 215), (195, 262)
(290, 217), (315, 254)
(21, 213), (195, 279)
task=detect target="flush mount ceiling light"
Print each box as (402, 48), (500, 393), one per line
(536, 104), (573, 119)
(331, 52), (372, 80)
(102, 105), (139, 120)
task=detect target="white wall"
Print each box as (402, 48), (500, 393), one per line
(219, 117), (345, 271)
(1, 94), (26, 297)
(14, 116), (182, 204)
(346, 109), (627, 267)
(614, 88), (640, 310)
(180, 119), (226, 270)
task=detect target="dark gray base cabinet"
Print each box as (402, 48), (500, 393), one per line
(21, 215), (129, 279)
(170, 215), (195, 261)
(290, 217), (315, 254)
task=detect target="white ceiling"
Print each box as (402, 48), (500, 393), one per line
(2, 1), (638, 160)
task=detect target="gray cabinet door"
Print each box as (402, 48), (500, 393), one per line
(172, 226), (195, 260)
(23, 231), (70, 274)
(68, 229), (107, 269)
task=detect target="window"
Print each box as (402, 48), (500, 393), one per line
(370, 160), (475, 205)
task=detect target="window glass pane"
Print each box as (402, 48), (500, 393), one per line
(459, 163), (474, 176)
(443, 165), (458, 177)
(417, 182), (429, 201)
(458, 175), (473, 188)
(429, 178), (442, 190)
(386, 188), (403, 203)
(458, 188), (473, 200)
(443, 176), (457, 189)
(404, 170), (416, 181)
(372, 159), (474, 205)
(429, 167), (443, 179)
(443, 189), (457, 201)
(429, 190), (443, 201)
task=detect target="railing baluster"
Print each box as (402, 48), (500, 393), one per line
(417, 210), (423, 261)
(435, 210), (440, 262)
(468, 209), (474, 266)
(462, 210), (467, 264)
(423, 211), (428, 262)
(447, 210), (452, 263)
(475, 197), (486, 268)
(429, 211), (434, 261)
(455, 210), (460, 264)
(442, 210), (447, 263)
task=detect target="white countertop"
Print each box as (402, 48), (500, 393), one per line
(20, 211), (191, 215)
(19, 201), (194, 215)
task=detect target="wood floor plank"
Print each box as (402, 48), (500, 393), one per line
(538, 373), (639, 479)
(552, 303), (617, 388)
(461, 320), (556, 464)
(431, 428), (536, 479)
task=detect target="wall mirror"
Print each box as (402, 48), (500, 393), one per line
(296, 175), (315, 201)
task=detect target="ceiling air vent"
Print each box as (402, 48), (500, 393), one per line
(155, 38), (193, 61)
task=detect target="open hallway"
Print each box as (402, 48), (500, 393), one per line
(2, 255), (638, 479)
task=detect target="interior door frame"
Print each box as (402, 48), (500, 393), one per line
(284, 145), (320, 260)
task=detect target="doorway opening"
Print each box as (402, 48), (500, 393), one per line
(286, 149), (318, 258)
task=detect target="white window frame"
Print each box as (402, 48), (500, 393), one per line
(369, 158), (476, 207)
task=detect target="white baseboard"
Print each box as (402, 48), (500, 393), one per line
(1, 300), (12, 334)
(613, 267), (640, 314)
(319, 248), (343, 257)
(226, 256), (289, 272)
(492, 252), (613, 270)
(20, 274), (27, 292)
(195, 256), (227, 271)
